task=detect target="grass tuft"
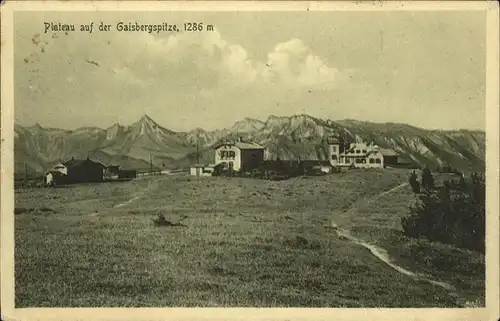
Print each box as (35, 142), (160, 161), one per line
(152, 214), (187, 227)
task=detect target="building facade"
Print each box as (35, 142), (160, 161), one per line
(214, 140), (265, 173)
(327, 134), (347, 166)
(118, 169), (137, 179)
(327, 136), (398, 169)
(45, 157), (106, 185)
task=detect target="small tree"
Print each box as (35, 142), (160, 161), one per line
(458, 174), (467, 191)
(408, 170), (420, 194)
(401, 172), (485, 254)
(421, 167), (435, 191)
(402, 189), (440, 238)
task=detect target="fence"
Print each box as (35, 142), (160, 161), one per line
(136, 169), (172, 177)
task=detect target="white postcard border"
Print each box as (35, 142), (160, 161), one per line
(1, 1), (499, 321)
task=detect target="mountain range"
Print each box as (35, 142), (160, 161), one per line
(14, 114), (485, 176)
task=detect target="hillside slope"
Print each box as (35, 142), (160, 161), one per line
(16, 170), (473, 307)
(14, 114), (485, 174)
(176, 115), (485, 172)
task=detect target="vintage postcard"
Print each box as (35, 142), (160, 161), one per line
(1, 1), (499, 320)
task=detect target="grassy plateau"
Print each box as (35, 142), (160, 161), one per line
(14, 169), (484, 307)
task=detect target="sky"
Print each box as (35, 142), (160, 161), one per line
(14, 10), (486, 131)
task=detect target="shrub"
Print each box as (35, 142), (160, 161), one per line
(458, 175), (467, 190)
(152, 214), (186, 227)
(420, 167), (435, 191)
(401, 173), (485, 253)
(408, 170), (420, 194)
(283, 236), (321, 250)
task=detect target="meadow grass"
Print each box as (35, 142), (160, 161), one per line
(342, 173), (485, 305)
(14, 169), (481, 307)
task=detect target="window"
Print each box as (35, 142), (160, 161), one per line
(355, 150), (360, 154)
(331, 155), (337, 160)
(356, 159), (362, 164)
(220, 150), (236, 159)
(331, 146), (337, 152)
(369, 158), (375, 164)
(361, 159), (366, 164)
(345, 158), (351, 164)
(362, 149), (367, 154)
(375, 159), (381, 164)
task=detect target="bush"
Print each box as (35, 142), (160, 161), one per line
(420, 167), (435, 191)
(408, 170), (420, 193)
(283, 236), (321, 250)
(401, 172), (485, 253)
(152, 214), (186, 227)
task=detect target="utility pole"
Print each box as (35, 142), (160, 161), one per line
(25, 162), (28, 184)
(150, 154), (153, 175)
(196, 132), (200, 164)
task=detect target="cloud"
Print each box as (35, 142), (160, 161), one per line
(264, 38), (343, 90)
(104, 31), (348, 91)
(16, 23), (352, 130)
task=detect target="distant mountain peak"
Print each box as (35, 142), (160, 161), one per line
(230, 117), (265, 133)
(138, 114), (157, 125)
(243, 116), (263, 122)
(105, 122), (124, 140)
(133, 114), (158, 128)
(13, 113), (486, 174)
(107, 122), (121, 129)
(189, 127), (207, 134)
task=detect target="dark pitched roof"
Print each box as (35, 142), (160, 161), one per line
(63, 158), (107, 168)
(379, 148), (398, 156)
(235, 142), (264, 150)
(63, 159), (86, 167)
(214, 141), (264, 150)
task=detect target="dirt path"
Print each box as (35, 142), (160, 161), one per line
(113, 178), (162, 209)
(113, 194), (143, 208)
(85, 179), (161, 216)
(331, 182), (467, 306)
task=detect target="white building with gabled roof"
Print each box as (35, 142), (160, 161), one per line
(213, 138), (265, 173)
(327, 136), (398, 168)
